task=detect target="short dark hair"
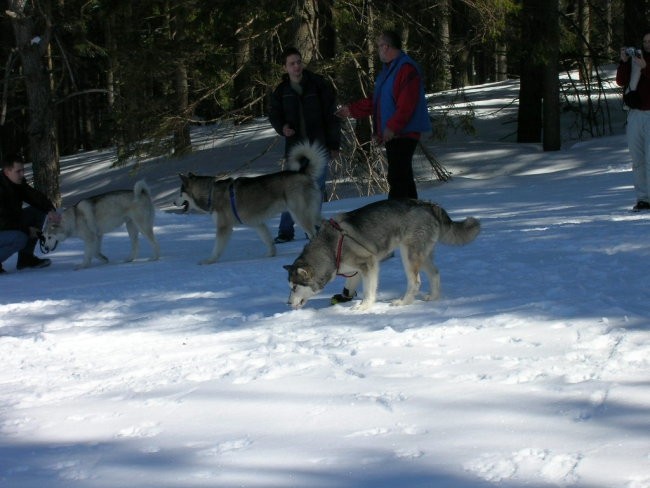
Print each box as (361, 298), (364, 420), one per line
(280, 46), (302, 65)
(2, 155), (23, 170)
(380, 30), (402, 50)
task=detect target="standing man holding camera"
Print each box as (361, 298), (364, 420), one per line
(1, 157), (56, 273)
(617, 31), (650, 212)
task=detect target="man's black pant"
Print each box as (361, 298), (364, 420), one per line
(385, 137), (418, 199)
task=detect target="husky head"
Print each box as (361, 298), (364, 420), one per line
(283, 264), (322, 309)
(41, 212), (68, 252)
(174, 173), (193, 212)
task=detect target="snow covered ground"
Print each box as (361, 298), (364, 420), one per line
(1, 68), (649, 488)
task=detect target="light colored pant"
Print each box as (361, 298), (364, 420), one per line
(626, 109), (650, 202)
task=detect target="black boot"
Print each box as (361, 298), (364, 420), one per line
(331, 287), (357, 305)
(17, 254), (51, 270)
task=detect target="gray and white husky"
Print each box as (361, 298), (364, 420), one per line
(284, 199), (480, 310)
(42, 180), (160, 269)
(175, 141), (327, 264)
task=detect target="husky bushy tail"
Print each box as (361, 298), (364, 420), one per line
(427, 203), (481, 246)
(132, 179), (155, 215)
(285, 141), (329, 180)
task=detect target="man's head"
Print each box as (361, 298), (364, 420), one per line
(281, 46), (303, 83)
(376, 30), (402, 64)
(2, 158), (25, 185)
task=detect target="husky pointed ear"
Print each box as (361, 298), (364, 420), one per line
(296, 267), (311, 280)
(283, 264), (293, 273)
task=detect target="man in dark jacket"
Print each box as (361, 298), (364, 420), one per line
(269, 46), (340, 243)
(0, 157), (56, 273)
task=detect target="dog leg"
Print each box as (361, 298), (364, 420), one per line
(134, 216), (160, 261)
(392, 248), (422, 306)
(201, 214), (231, 264)
(77, 241), (94, 270)
(95, 235), (110, 264)
(354, 262), (379, 311)
(253, 224), (276, 257)
(420, 253), (440, 301)
(125, 220), (139, 262)
(76, 235), (106, 270)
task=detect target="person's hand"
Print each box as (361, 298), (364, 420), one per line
(620, 47), (630, 62)
(382, 126), (395, 143)
(635, 55), (647, 69)
(335, 105), (350, 118)
(282, 124), (295, 137)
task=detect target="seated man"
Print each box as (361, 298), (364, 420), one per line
(0, 157), (56, 274)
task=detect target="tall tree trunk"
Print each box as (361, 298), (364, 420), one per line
(292, 0), (319, 62)
(623, 0), (648, 46)
(495, 41), (507, 82)
(517, 0), (560, 149)
(436, 0), (452, 90)
(578, 0), (591, 80)
(7, 0), (60, 205)
(173, 61), (191, 154)
(542, 0), (560, 151)
(233, 21), (252, 123)
(319, 0), (336, 60)
(604, 0), (613, 59)
(450, 0), (471, 88)
(517, 0), (544, 143)
(169, 3), (191, 153)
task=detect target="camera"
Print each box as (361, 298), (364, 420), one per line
(625, 47), (642, 58)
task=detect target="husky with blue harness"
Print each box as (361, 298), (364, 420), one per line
(175, 141), (327, 264)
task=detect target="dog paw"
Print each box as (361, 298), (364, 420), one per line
(391, 297), (414, 306)
(422, 291), (439, 301)
(353, 301), (374, 312)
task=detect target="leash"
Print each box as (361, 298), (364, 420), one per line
(328, 218), (358, 278)
(228, 183), (243, 224)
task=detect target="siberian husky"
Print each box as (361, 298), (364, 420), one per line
(42, 180), (160, 269)
(175, 141), (327, 264)
(284, 199), (480, 310)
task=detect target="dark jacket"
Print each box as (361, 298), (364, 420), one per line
(616, 53), (650, 111)
(269, 69), (340, 156)
(0, 172), (54, 233)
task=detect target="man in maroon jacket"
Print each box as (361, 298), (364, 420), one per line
(616, 31), (650, 212)
(0, 157), (56, 273)
(336, 30), (431, 200)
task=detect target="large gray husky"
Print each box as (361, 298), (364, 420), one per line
(175, 141), (327, 264)
(42, 180), (160, 269)
(284, 199), (480, 310)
